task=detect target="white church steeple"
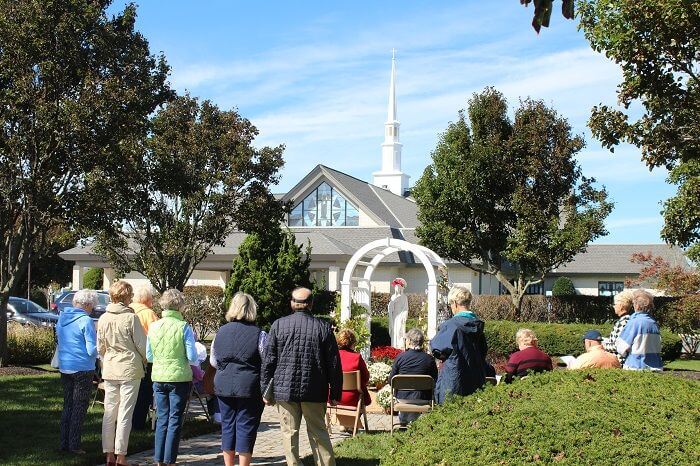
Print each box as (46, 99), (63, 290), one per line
(373, 49), (410, 197)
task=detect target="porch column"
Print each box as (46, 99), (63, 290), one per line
(328, 266), (340, 292)
(102, 268), (115, 290)
(72, 265), (84, 291)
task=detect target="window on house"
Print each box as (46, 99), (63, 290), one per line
(289, 182), (360, 226)
(498, 281), (544, 295)
(598, 281), (624, 296)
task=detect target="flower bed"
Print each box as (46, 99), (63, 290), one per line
(367, 361), (392, 388)
(371, 346), (403, 363)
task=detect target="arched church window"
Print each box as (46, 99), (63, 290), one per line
(289, 182), (359, 226)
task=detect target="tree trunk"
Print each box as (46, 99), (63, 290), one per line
(0, 292), (9, 367)
(510, 289), (526, 319)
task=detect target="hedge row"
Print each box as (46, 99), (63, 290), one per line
(484, 320), (682, 360)
(7, 323), (55, 365)
(375, 370), (700, 465)
(369, 318), (682, 360)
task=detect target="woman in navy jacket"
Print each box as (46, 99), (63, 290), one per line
(210, 292), (267, 466)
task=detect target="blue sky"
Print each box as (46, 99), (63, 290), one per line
(116, 1), (674, 244)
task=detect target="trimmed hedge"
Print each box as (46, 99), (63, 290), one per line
(83, 267), (104, 290)
(369, 317), (682, 360)
(7, 323), (55, 365)
(370, 370), (700, 465)
(484, 320), (682, 360)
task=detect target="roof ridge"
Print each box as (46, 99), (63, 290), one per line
(368, 184), (404, 228)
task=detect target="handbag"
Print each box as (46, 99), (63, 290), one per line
(50, 346), (59, 369)
(262, 377), (275, 404)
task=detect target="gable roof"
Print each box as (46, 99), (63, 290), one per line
(553, 244), (690, 275)
(281, 165), (418, 228)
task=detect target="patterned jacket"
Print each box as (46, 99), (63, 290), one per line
(603, 314), (631, 363)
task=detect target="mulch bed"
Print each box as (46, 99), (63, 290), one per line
(0, 366), (48, 376)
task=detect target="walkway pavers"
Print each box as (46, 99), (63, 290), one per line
(124, 405), (392, 465)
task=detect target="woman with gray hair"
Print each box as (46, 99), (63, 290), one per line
(210, 292), (267, 466)
(56, 289), (99, 454)
(389, 328), (437, 426)
(603, 290), (634, 363)
(147, 289), (199, 466)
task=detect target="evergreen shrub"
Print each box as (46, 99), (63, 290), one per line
(552, 276), (576, 295)
(7, 322), (55, 365)
(375, 370), (700, 465)
(82, 268), (103, 290)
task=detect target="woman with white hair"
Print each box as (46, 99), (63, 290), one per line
(603, 290), (633, 363)
(504, 329), (552, 383)
(147, 289), (198, 466)
(429, 286), (489, 403)
(56, 289), (99, 454)
(210, 292), (267, 466)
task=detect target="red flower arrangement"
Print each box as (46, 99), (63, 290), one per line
(371, 346), (403, 363)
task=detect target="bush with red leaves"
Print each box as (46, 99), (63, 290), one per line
(371, 346), (403, 363)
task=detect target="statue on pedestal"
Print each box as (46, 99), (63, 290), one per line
(387, 277), (408, 348)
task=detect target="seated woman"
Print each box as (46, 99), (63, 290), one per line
(504, 328), (552, 383)
(603, 290), (633, 364)
(389, 328), (437, 426)
(335, 329), (371, 407)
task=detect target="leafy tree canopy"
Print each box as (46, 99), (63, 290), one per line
(578, 0), (700, 261)
(0, 0), (170, 365)
(412, 88), (612, 312)
(94, 94), (285, 292)
(225, 226), (313, 329)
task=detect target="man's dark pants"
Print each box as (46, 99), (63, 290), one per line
(132, 363), (153, 430)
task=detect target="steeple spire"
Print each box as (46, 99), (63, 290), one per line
(387, 48), (397, 122)
(373, 50), (410, 197)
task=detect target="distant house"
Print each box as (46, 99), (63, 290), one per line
(60, 56), (690, 297)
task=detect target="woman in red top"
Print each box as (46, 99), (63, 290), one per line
(336, 329), (371, 407)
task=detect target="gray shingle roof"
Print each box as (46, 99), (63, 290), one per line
(553, 244), (690, 274)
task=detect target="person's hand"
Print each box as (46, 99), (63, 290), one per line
(263, 397), (271, 406)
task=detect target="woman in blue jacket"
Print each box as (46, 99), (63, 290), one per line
(429, 286), (488, 403)
(56, 289), (99, 454)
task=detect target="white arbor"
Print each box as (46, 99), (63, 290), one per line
(340, 238), (446, 340)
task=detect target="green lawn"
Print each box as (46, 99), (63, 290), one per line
(0, 372), (217, 466)
(665, 358), (700, 371)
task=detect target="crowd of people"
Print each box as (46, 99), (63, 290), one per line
(55, 281), (665, 465)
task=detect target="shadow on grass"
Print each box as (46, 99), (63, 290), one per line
(0, 373), (217, 466)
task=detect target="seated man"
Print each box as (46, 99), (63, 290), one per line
(569, 330), (621, 370)
(390, 328), (437, 426)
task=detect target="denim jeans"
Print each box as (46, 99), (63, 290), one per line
(153, 381), (190, 464)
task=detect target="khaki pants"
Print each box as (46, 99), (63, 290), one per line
(102, 378), (140, 455)
(276, 401), (335, 466)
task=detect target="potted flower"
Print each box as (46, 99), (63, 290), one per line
(368, 361), (392, 389)
(375, 385), (392, 414)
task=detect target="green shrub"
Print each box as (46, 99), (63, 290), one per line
(82, 267), (103, 290)
(364, 370), (700, 465)
(7, 323), (55, 365)
(552, 276), (576, 296)
(182, 285), (225, 339)
(484, 320), (682, 360)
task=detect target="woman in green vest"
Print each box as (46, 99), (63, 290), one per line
(146, 289), (198, 466)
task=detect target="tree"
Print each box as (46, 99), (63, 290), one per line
(552, 277), (576, 296)
(225, 227), (313, 329)
(413, 88), (612, 313)
(94, 94), (285, 293)
(625, 252), (700, 296)
(519, 0), (575, 33)
(578, 0), (700, 262)
(0, 0), (171, 365)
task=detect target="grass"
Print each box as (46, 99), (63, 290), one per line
(0, 372), (218, 466)
(665, 358), (700, 371)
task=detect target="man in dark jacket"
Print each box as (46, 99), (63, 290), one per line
(261, 287), (342, 466)
(430, 286), (487, 403)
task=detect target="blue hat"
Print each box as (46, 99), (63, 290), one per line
(582, 330), (603, 341)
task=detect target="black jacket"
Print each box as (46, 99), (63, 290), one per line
(261, 310), (342, 403)
(389, 349), (438, 400)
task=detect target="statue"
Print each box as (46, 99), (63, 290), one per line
(388, 278), (408, 348)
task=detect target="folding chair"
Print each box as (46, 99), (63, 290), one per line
(90, 381), (105, 409)
(185, 382), (212, 423)
(390, 375), (435, 434)
(326, 370), (369, 437)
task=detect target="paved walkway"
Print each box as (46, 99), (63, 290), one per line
(124, 405), (392, 465)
